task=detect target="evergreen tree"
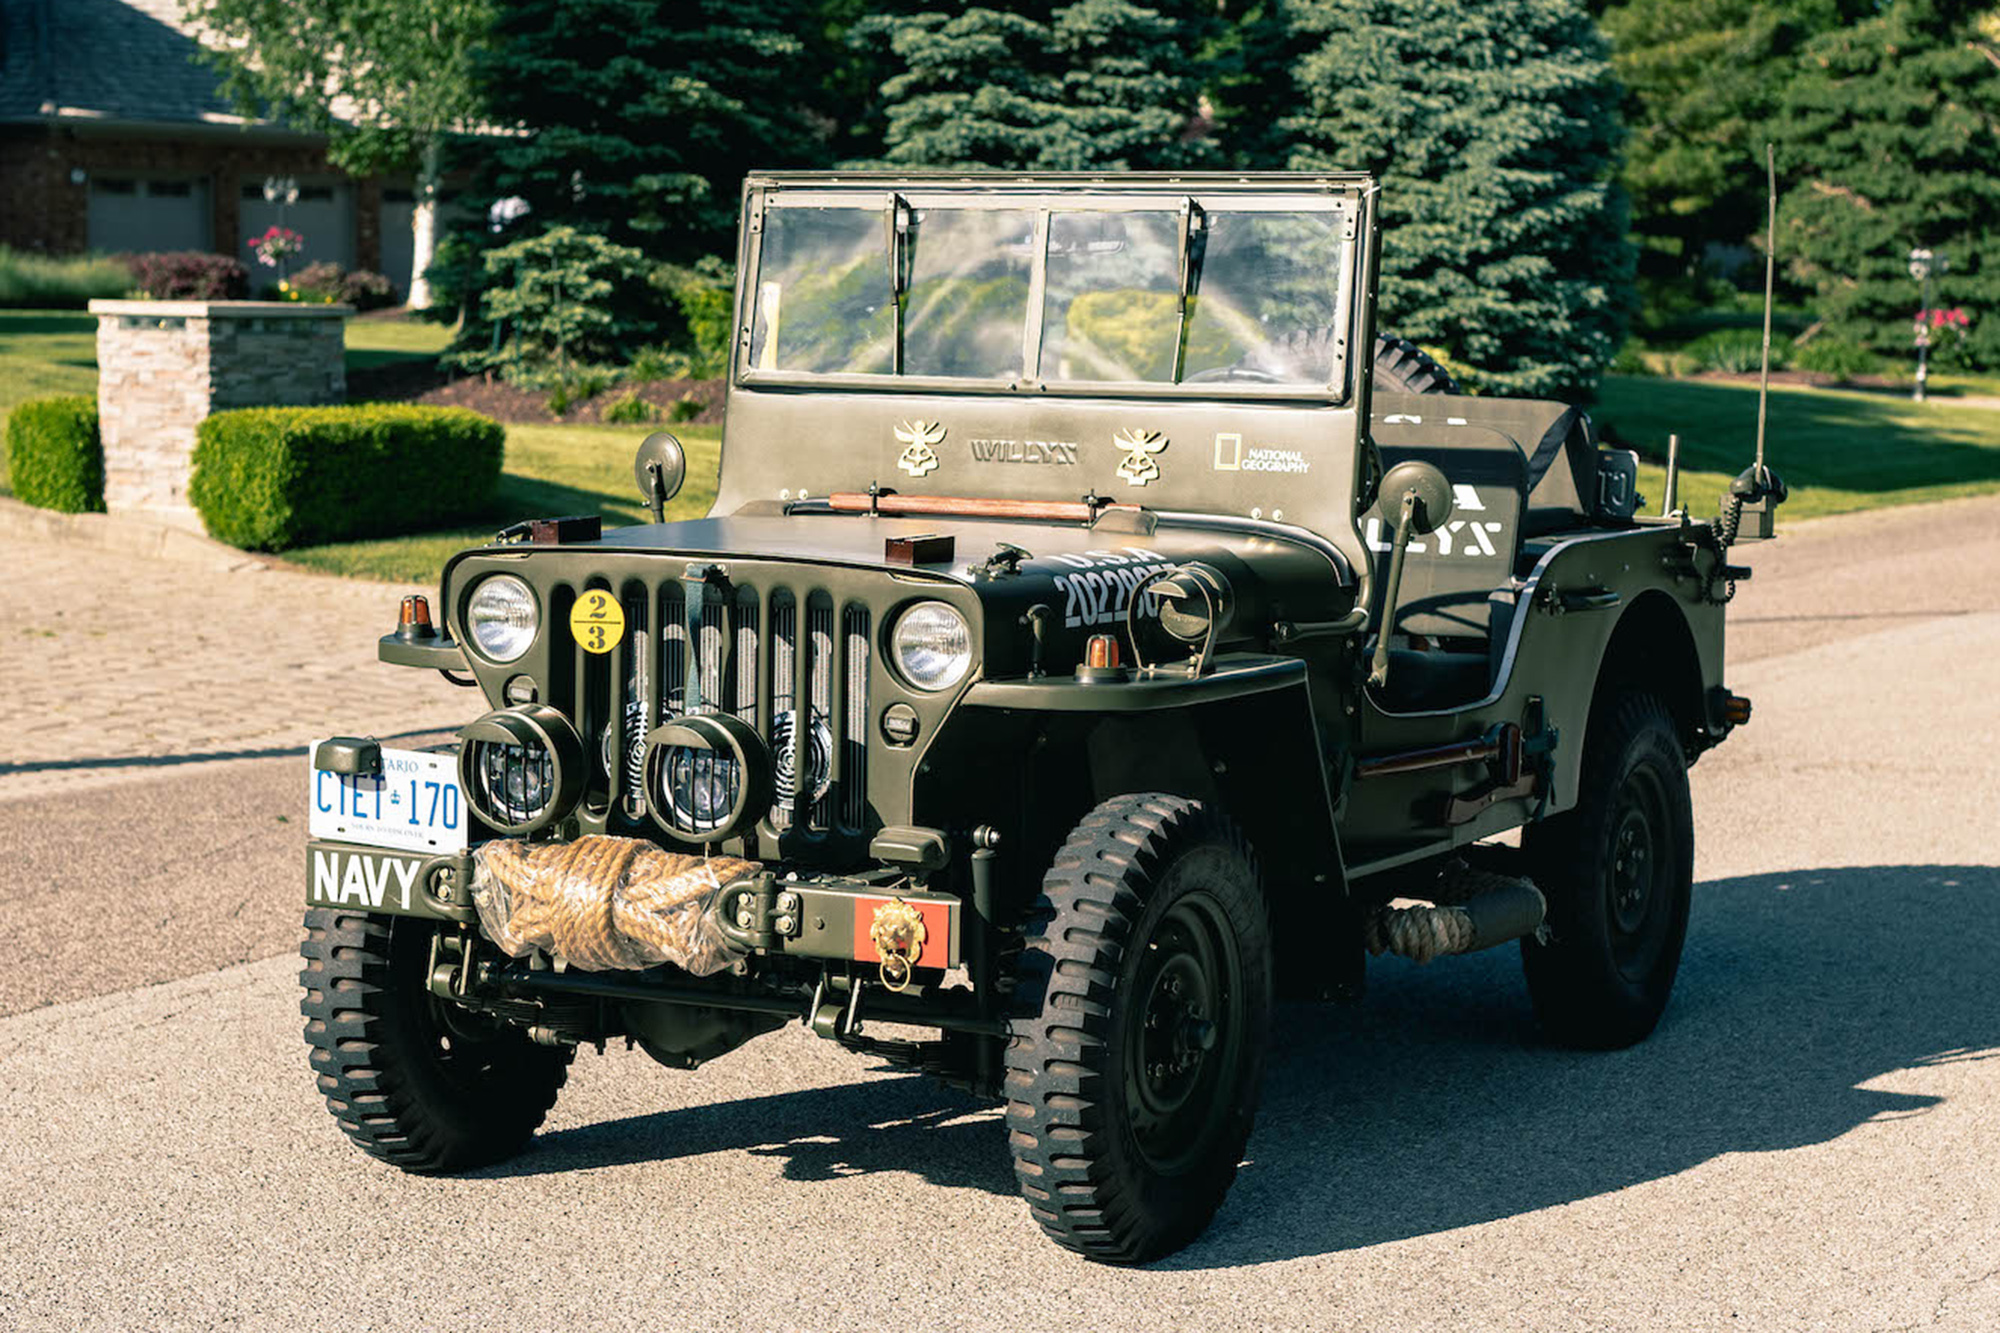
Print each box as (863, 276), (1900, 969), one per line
(1772, 0), (2000, 363)
(1599, 0), (1871, 288)
(467, 0), (816, 259)
(1274, 0), (1635, 399)
(869, 1), (1216, 170)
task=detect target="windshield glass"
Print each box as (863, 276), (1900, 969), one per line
(747, 196), (1354, 392)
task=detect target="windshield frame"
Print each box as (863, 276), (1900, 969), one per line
(732, 178), (1369, 405)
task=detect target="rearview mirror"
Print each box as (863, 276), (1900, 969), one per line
(1378, 460), (1454, 535)
(634, 432), (686, 519)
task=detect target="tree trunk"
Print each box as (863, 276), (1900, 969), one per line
(408, 138), (442, 311)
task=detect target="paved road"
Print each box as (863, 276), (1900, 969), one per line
(2, 499), (1997, 1331)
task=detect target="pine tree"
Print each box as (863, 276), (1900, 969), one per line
(1772, 0), (2000, 363)
(1266, 0), (1635, 399)
(869, 1), (1216, 170)
(467, 0), (817, 259)
(1600, 0), (1868, 287)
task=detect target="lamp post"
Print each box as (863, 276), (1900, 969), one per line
(1909, 247), (1948, 403)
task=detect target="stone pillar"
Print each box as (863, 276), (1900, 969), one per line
(88, 300), (352, 518)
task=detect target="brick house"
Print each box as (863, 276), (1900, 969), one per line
(0, 0), (428, 294)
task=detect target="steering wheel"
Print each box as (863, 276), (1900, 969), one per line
(1183, 364), (1286, 385)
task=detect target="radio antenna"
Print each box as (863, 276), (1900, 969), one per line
(1755, 143), (1776, 476)
(1720, 144), (1788, 547)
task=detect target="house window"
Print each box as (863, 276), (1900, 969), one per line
(148, 180), (193, 198)
(93, 178), (137, 196)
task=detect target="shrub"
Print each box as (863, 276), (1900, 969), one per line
(288, 261), (347, 303)
(127, 251), (249, 301)
(340, 269), (398, 310)
(1793, 336), (1879, 381)
(0, 248), (132, 308)
(285, 263), (400, 311)
(668, 394), (704, 423)
(627, 344), (694, 381)
(602, 390), (659, 424)
(6, 395), (103, 513)
(190, 405), (502, 550)
(1684, 329), (1784, 376)
(1609, 340), (1656, 377)
(443, 226), (662, 385)
(651, 256), (736, 378)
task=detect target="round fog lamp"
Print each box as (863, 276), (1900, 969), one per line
(641, 713), (773, 844)
(892, 601), (972, 692)
(466, 575), (539, 663)
(456, 704), (584, 835)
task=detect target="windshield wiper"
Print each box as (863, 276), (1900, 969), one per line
(1172, 197), (1205, 384)
(886, 193), (911, 374)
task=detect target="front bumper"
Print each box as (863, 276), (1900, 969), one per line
(305, 837), (962, 975)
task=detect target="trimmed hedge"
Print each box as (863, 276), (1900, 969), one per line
(6, 395), (103, 513)
(190, 405), (503, 550)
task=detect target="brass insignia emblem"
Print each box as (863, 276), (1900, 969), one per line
(895, 420), (945, 477)
(1114, 428), (1167, 486)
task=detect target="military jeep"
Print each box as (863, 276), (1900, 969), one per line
(303, 172), (1775, 1263)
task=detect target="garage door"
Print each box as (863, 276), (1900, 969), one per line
(240, 179), (355, 271)
(87, 176), (211, 253)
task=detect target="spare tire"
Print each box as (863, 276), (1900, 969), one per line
(1373, 334), (1457, 394)
(1234, 328), (1457, 394)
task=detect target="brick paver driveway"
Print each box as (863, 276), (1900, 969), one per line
(1, 535), (461, 797)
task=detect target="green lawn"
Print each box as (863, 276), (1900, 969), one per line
(1594, 374), (2000, 521)
(344, 315), (453, 371)
(281, 422), (723, 582)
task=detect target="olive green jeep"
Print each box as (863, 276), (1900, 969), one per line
(303, 172), (1776, 1263)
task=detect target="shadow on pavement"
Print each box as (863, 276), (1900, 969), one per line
(492, 865), (2000, 1268)
(0, 728), (459, 777)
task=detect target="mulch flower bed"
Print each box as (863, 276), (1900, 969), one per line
(347, 361), (726, 426)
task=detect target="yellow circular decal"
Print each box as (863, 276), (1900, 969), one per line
(569, 590), (625, 655)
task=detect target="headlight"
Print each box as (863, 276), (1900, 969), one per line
(892, 601), (972, 692)
(466, 575), (538, 662)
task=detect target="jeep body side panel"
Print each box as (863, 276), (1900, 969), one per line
(1341, 525), (1725, 872)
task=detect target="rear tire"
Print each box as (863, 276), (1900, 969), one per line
(300, 909), (572, 1172)
(1004, 794), (1272, 1263)
(1521, 694), (1693, 1048)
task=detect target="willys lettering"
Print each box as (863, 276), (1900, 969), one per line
(969, 437), (1079, 465)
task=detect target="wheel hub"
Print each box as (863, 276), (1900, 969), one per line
(1123, 894), (1244, 1174)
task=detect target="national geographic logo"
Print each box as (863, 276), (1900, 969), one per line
(969, 437), (1078, 465)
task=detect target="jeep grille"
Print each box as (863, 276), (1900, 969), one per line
(551, 575), (871, 839)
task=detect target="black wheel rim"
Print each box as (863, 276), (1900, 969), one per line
(1607, 764), (1673, 982)
(1122, 890), (1246, 1175)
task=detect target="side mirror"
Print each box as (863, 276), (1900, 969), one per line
(634, 432), (687, 522)
(1378, 460), (1454, 534)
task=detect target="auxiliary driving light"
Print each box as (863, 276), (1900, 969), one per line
(458, 704), (584, 835)
(641, 713), (773, 844)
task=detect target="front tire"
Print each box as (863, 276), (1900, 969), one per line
(1522, 694), (1694, 1048)
(300, 909), (572, 1172)
(1004, 794), (1273, 1263)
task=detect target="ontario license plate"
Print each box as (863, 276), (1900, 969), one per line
(307, 743), (468, 855)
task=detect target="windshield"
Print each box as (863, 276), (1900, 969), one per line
(745, 197), (1355, 393)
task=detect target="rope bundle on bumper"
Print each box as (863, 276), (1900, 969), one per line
(471, 836), (755, 976)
